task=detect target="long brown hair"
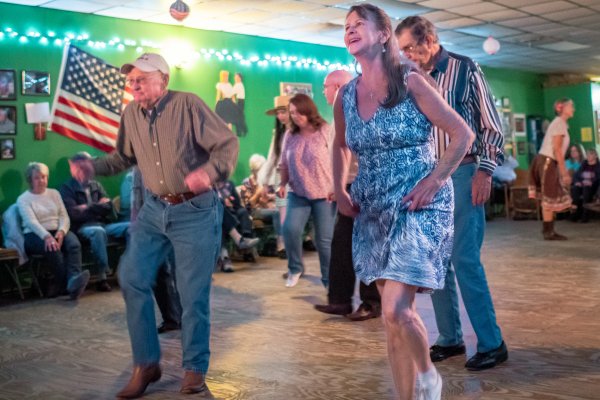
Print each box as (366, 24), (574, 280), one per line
(348, 4), (411, 108)
(288, 94), (326, 134)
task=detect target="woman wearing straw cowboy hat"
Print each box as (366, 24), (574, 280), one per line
(258, 95), (291, 259)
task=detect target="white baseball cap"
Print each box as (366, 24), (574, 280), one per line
(121, 53), (170, 74)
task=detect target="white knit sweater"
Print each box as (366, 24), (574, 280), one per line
(16, 189), (70, 239)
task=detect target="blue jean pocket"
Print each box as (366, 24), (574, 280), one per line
(184, 191), (215, 211)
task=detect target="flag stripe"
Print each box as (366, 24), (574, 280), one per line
(57, 95), (120, 129)
(50, 116), (116, 147)
(51, 123), (115, 152)
(53, 108), (118, 140)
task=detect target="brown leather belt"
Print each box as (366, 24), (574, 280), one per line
(460, 154), (478, 166)
(158, 192), (196, 205)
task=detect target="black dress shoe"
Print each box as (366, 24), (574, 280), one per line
(302, 239), (317, 251)
(465, 341), (508, 371)
(157, 321), (181, 334)
(345, 303), (381, 321)
(314, 303), (352, 315)
(430, 343), (466, 362)
(96, 280), (112, 292)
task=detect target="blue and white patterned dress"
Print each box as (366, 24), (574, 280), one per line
(343, 77), (454, 291)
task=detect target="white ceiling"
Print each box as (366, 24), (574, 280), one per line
(4, 0), (600, 76)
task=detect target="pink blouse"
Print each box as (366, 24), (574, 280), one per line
(279, 124), (333, 200)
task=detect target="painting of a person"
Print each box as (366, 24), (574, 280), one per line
(0, 71), (15, 99)
(0, 107), (16, 134)
(233, 72), (248, 136)
(215, 70), (245, 136)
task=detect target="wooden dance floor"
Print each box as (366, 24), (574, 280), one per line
(0, 219), (598, 399)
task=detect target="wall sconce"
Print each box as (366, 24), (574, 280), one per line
(25, 102), (50, 140)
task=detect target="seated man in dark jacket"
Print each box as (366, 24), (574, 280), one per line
(59, 152), (129, 291)
(571, 148), (600, 222)
(215, 180), (259, 272)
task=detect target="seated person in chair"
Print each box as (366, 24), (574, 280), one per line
(59, 152), (129, 292)
(571, 148), (600, 222)
(240, 154), (285, 258)
(17, 162), (89, 299)
(216, 180), (259, 272)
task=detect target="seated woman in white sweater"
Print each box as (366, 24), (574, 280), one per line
(17, 162), (89, 299)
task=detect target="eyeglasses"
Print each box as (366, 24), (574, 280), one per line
(400, 44), (417, 54)
(125, 77), (149, 87)
(125, 73), (161, 87)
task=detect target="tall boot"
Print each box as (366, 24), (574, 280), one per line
(543, 221), (567, 240)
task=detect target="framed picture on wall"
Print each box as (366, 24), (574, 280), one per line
(1, 138), (15, 160)
(22, 70), (51, 96)
(280, 82), (313, 98)
(0, 69), (17, 100)
(0, 106), (16, 134)
(514, 113), (526, 137)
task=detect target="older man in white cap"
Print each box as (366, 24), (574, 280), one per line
(89, 53), (239, 398)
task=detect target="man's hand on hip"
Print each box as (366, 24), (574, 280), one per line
(472, 170), (492, 206)
(185, 168), (212, 194)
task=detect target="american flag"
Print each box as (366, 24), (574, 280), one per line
(50, 45), (133, 152)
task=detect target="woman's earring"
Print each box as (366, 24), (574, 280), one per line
(382, 44), (386, 53)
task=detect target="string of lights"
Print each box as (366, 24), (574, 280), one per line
(0, 27), (353, 72)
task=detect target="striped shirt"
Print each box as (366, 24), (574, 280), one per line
(93, 90), (239, 195)
(430, 47), (504, 175)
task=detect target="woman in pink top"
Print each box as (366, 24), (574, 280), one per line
(277, 94), (336, 288)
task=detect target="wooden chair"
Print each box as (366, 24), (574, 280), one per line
(0, 237), (43, 300)
(508, 169), (541, 220)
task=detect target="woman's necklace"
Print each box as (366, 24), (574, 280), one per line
(361, 77), (384, 103)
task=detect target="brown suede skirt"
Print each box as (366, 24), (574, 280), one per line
(528, 154), (572, 212)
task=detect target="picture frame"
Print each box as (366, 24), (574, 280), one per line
(1, 138), (15, 160)
(0, 69), (17, 100)
(22, 70), (51, 96)
(0, 105), (17, 134)
(513, 113), (526, 137)
(279, 82), (313, 98)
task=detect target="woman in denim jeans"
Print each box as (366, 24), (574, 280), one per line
(277, 94), (336, 288)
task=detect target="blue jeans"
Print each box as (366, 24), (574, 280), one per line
(24, 230), (82, 293)
(78, 222), (129, 280)
(119, 190), (222, 372)
(253, 208), (282, 237)
(282, 192), (336, 286)
(154, 250), (182, 326)
(431, 163), (503, 353)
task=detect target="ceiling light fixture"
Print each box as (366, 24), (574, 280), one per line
(169, 0), (190, 22)
(483, 36), (500, 55)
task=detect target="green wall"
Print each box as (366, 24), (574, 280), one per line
(0, 2), (351, 211)
(483, 67), (545, 116)
(482, 66), (545, 168)
(0, 3), (559, 211)
(543, 83), (596, 150)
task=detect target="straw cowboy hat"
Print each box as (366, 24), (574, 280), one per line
(265, 95), (290, 115)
